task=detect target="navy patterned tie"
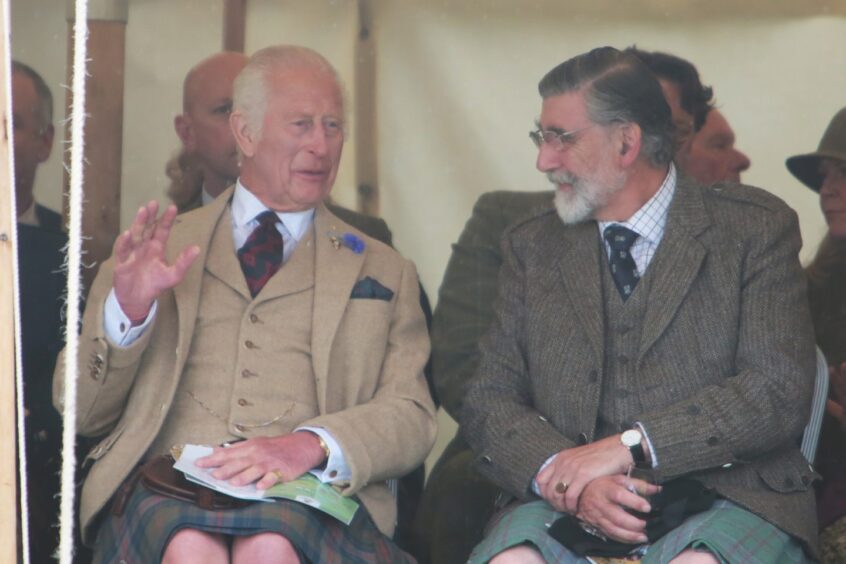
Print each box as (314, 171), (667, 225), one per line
(237, 210), (284, 297)
(603, 225), (640, 301)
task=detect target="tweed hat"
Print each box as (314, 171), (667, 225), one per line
(786, 106), (846, 192)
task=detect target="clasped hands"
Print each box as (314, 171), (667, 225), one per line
(535, 434), (661, 544)
(195, 432), (328, 490)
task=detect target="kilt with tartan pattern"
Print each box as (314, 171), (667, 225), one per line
(468, 499), (813, 564)
(92, 482), (412, 563)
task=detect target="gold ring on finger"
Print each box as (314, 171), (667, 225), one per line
(555, 481), (569, 494)
(272, 469), (284, 483)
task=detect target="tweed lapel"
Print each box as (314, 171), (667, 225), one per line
(551, 219), (605, 365)
(171, 187), (235, 375)
(638, 176), (711, 360)
(311, 204), (366, 412)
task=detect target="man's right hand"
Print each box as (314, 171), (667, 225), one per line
(575, 474), (660, 544)
(113, 201), (200, 322)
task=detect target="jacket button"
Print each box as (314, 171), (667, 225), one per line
(707, 436), (719, 446)
(235, 424), (247, 433)
(249, 314), (259, 323)
(329, 470), (338, 478)
(577, 433), (588, 445)
(237, 399), (248, 407)
(241, 369), (254, 378)
(481, 455), (492, 464)
(784, 477), (795, 488)
(801, 475), (811, 486)
(245, 340), (255, 349)
(588, 371), (598, 383)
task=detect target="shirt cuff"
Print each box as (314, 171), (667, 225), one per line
(104, 288), (157, 347)
(296, 426), (350, 483)
(634, 421), (658, 468)
(531, 452), (559, 496)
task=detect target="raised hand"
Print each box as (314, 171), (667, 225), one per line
(536, 434), (633, 513)
(195, 432), (328, 490)
(112, 201), (200, 322)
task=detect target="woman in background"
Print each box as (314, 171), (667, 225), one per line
(787, 106), (846, 563)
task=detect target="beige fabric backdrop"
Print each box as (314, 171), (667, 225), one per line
(11, 0), (846, 468)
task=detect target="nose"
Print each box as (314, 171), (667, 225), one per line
(536, 143), (561, 173)
(305, 124), (330, 156)
(733, 149), (751, 174)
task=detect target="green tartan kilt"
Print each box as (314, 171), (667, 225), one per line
(468, 499), (813, 564)
(92, 482), (412, 564)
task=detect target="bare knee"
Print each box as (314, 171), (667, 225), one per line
(162, 528), (228, 564)
(670, 548), (720, 564)
(489, 544), (546, 564)
(232, 532), (300, 564)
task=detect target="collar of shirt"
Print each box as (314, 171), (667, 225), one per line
(597, 163), (677, 275)
(231, 180), (314, 259)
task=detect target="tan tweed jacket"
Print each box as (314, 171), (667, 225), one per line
(55, 188), (436, 543)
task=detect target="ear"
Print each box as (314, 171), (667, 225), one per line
(174, 114), (195, 150)
(36, 124), (54, 163)
(616, 122), (642, 168)
(230, 110), (257, 158)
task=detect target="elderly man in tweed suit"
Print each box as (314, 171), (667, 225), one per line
(461, 47), (818, 564)
(55, 45), (435, 563)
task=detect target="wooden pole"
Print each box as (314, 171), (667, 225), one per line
(223, 0), (247, 53)
(0, 0), (19, 560)
(63, 0), (127, 292)
(355, 0), (379, 215)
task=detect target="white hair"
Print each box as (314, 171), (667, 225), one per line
(232, 45), (345, 139)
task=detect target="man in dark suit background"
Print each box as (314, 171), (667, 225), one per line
(461, 46), (816, 563)
(12, 60), (67, 563)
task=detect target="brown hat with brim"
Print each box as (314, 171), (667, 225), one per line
(786, 106), (846, 192)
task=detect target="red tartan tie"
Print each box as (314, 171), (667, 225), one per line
(237, 210), (284, 297)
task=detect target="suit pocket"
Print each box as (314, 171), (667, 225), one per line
(84, 423), (127, 467)
(756, 454), (819, 493)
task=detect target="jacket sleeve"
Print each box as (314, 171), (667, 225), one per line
(53, 257), (157, 437)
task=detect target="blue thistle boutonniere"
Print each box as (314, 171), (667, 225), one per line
(328, 231), (365, 254)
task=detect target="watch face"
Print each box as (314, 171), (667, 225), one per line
(621, 429), (642, 447)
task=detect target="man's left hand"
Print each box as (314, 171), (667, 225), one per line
(536, 434), (632, 513)
(576, 474), (660, 544)
(196, 431), (327, 489)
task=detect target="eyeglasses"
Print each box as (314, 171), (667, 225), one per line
(529, 125), (593, 150)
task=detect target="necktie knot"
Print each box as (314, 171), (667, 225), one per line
(603, 225), (639, 252)
(255, 210), (279, 229)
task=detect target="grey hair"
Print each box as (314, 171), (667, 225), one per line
(232, 45), (344, 139)
(538, 47), (674, 167)
(12, 60), (53, 132)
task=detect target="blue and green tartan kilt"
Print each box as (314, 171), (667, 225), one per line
(92, 482), (412, 564)
(468, 499), (813, 564)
